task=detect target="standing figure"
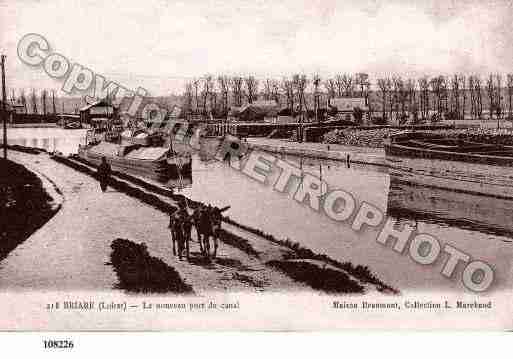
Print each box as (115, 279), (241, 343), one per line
(192, 205), (204, 253)
(198, 207), (213, 258)
(169, 209), (178, 257)
(209, 206), (222, 258)
(169, 209), (186, 260)
(97, 156), (112, 193)
(177, 203), (191, 260)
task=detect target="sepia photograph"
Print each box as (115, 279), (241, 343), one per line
(0, 0), (512, 339)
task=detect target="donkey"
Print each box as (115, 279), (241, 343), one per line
(197, 206), (222, 260)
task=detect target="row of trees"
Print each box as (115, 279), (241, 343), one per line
(9, 88), (63, 115)
(376, 74), (513, 123)
(183, 75), (272, 117)
(182, 73), (371, 118)
(183, 73), (513, 123)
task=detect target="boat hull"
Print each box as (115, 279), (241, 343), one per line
(384, 131), (513, 199)
(387, 179), (513, 237)
(386, 152), (513, 200)
(385, 139), (513, 167)
(78, 145), (192, 183)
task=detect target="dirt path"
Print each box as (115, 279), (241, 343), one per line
(1, 151), (309, 294)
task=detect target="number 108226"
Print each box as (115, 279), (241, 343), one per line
(43, 340), (74, 349)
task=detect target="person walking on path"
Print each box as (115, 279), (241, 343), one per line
(168, 209), (180, 257)
(192, 205), (204, 252)
(97, 156), (112, 193)
(168, 204), (190, 261)
(177, 203), (192, 260)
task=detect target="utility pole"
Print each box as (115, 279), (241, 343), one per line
(313, 76), (320, 124)
(1, 55), (7, 160)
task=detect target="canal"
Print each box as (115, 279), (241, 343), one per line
(2, 127), (88, 155)
(182, 153), (513, 294)
(3, 127), (512, 294)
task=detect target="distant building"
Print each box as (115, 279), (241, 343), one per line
(0, 101), (11, 123)
(0, 100), (11, 111)
(328, 97), (369, 122)
(0, 101), (22, 123)
(329, 97), (368, 112)
(229, 100), (279, 122)
(10, 103), (25, 115)
(79, 99), (118, 125)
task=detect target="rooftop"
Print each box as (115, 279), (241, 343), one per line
(79, 99), (116, 112)
(329, 97), (368, 111)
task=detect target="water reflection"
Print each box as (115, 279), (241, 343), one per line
(257, 153), (513, 240)
(280, 154), (390, 211)
(7, 126), (512, 242)
(191, 150), (513, 243)
(2, 127), (87, 155)
(161, 175), (192, 191)
(6, 128), (512, 290)
(386, 179), (513, 239)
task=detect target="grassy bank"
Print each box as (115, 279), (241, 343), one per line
(267, 260), (364, 294)
(0, 159), (59, 261)
(110, 238), (193, 294)
(53, 154), (397, 294)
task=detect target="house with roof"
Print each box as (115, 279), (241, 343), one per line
(79, 99), (118, 125)
(0, 100), (10, 111)
(328, 97), (369, 122)
(0, 101), (11, 123)
(0, 101), (22, 123)
(6, 101), (25, 115)
(229, 100), (279, 122)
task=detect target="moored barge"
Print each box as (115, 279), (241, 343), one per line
(384, 131), (513, 199)
(78, 129), (191, 183)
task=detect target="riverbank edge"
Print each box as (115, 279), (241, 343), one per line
(63, 152), (398, 294)
(7, 146), (398, 294)
(0, 157), (63, 262)
(247, 141), (388, 167)
(7, 123), (58, 128)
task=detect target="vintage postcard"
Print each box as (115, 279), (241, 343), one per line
(0, 0), (512, 332)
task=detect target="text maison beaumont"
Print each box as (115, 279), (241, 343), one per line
(333, 300), (492, 310)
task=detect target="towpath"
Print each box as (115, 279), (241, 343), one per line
(0, 151), (308, 294)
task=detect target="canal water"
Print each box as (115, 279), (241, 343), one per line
(181, 154), (513, 294)
(4, 127), (512, 293)
(1, 127), (88, 155)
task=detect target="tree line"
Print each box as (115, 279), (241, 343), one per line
(7, 88), (69, 115)
(376, 74), (513, 124)
(182, 73), (371, 119)
(182, 73), (513, 123)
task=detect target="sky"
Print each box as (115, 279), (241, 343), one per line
(1, 0), (513, 95)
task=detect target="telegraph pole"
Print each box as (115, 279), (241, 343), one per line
(1, 55), (7, 159)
